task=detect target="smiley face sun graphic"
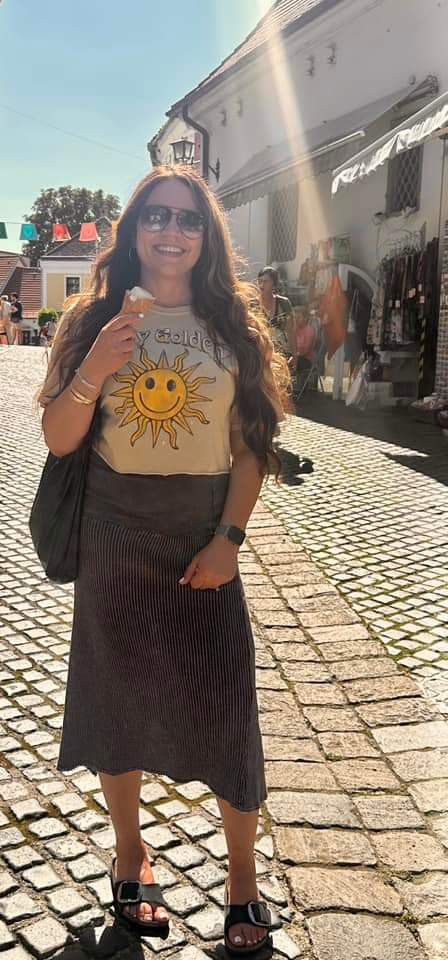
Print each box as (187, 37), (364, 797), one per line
(111, 346), (216, 449)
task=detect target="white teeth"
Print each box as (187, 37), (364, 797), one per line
(156, 245), (183, 253)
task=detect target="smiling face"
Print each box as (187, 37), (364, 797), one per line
(135, 179), (204, 282)
(133, 368), (187, 420)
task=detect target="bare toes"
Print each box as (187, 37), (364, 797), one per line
(229, 924), (247, 947)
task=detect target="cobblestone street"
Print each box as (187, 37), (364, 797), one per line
(1, 346), (448, 960)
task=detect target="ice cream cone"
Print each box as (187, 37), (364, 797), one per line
(122, 286), (156, 316)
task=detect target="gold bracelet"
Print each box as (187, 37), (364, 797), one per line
(69, 386), (96, 405)
(74, 366), (99, 395)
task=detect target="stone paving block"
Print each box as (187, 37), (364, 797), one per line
(67, 853), (108, 882)
(66, 905), (105, 931)
(186, 862), (226, 890)
(282, 662), (331, 682)
(163, 843), (207, 869)
(372, 831), (448, 872)
(417, 920), (448, 960)
(143, 921), (187, 952)
(257, 690), (297, 713)
(272, 926), (308, 958)
(89, 826), (116, 850)
(17, 917), (69, 957)
(0, 946), (30, 960)
(265, 761), (337, 791)
(262, 737), (322, 762)
(176, 815), (214, 839)
(394, 873), (448, 919)
(163, 883), (207, 916)
(44, 837), (87, 860)
(199, 833), (228, 861)
(343, 675), (422, 703)
(0, 782), (30, 801)
(184, 905), (223, 940)
(274, 826), (376, 865)
(356, 698), (437, 727)
(51, 792), (87, 815)
(68, 810), (108, 832)
(36, 780), (66, 797)
(317, 732), (380, 758)
(9, 799), (46, 821)
(86, 876), (113, 907)
(28, 817), (67, 839)
(307, 625), (369, 642)
(264, 628), (307, 645)
(21, 864), (62, 891)
(267, 642), (319, 662)
(288, 866), (402, 913)
(3, 846), (45, 871)
(155, 800), (190, 820)
(0, 870), (19, 896)
(46, 886), (91, 916)
(0, 891), (42, 922)
(429, 813), (448, 848)
(317, 639), (386, 661)
(372, 720), (448, 753)
(0, 919), (16, 949)
(0, 828), (25, 848)
(256, 669), (288, 690)
(352, 794), (425, 830)
(302, 706), (364, 732)
(388, 749), (448, 782)
(141, 825), (179, 850)
(329, 758), (401, 791)
(259, 714), (310, 738)
(330, 657), (403, 681)
(408, 779), (448, 813)
(297, 608), (360, 628)
(306, 913), (425, 960)
(266, 791), (361, 827)
(293, 682), (347, 705)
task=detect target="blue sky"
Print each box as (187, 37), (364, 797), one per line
(1, 0), (271, 253)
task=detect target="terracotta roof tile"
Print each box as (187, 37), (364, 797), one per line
(3, 266), (42, 320)
(0, 252), (29, 291)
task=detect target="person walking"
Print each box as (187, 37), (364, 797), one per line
(38, 166), (287, 953)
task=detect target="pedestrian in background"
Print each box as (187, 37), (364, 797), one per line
(10, 292), (23, 345)
(38, 166), (287, 953)
(257, 266), (295, 366)
(0, 295), (12, 345)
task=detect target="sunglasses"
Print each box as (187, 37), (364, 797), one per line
(139, 204), (206, 239)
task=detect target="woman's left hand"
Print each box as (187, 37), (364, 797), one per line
(179, 537), (238, 590)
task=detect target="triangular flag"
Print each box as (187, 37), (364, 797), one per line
(0, 222), (7, 240)
(79, 222), (99, 242)
(53, 223), (71, 242)
(20, 222), (38, 241)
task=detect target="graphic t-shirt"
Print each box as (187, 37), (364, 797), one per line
(94, 304), (239, 475)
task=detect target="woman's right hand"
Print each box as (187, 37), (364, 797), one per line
(78, 312), (140, 388)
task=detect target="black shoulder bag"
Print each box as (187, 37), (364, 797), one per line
(29, 412), (97, 584)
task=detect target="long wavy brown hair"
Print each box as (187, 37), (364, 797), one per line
(40, 165), (290, 476)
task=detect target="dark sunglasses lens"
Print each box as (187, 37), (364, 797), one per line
(178, 211), (205, 236)
(140, 206), (170, 231)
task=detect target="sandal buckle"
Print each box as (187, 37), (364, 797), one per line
(247, 901), (270, 927)
(117, 880), (141, 904)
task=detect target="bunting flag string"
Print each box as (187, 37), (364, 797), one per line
(0, 218), (108, 243)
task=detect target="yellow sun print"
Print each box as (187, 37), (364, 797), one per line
(111, 346), (216, 449)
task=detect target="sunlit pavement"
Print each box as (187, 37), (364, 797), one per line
(0, 346), (447, 960)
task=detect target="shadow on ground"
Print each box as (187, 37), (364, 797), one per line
(291, 391), (448, 487)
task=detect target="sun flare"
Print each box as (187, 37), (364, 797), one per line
(111, 346), (216, 449)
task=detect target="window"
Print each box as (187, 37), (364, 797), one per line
(386, 146), (423, 216)
(65, 276), (81, 297)
(269, 183), (298, 263)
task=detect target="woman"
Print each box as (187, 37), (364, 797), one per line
(294, 307), (317, 397)
(257, 266), (294, 364)
(38, 166), (287, 952)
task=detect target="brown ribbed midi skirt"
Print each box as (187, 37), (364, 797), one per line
(56, 451), (267, 812)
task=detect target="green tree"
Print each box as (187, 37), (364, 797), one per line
(23, 186), (121, 264)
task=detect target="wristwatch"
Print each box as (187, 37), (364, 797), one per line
(215, 523), (246, 547)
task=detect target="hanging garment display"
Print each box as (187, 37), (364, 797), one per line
(319, 274), (348, 358)
(367, 239), (439, 355)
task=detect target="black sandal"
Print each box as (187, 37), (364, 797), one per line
(110, 856), (170, 939)
(224, 880), (273, 957)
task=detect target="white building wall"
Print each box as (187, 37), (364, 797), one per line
(181, 0), (448, 278)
